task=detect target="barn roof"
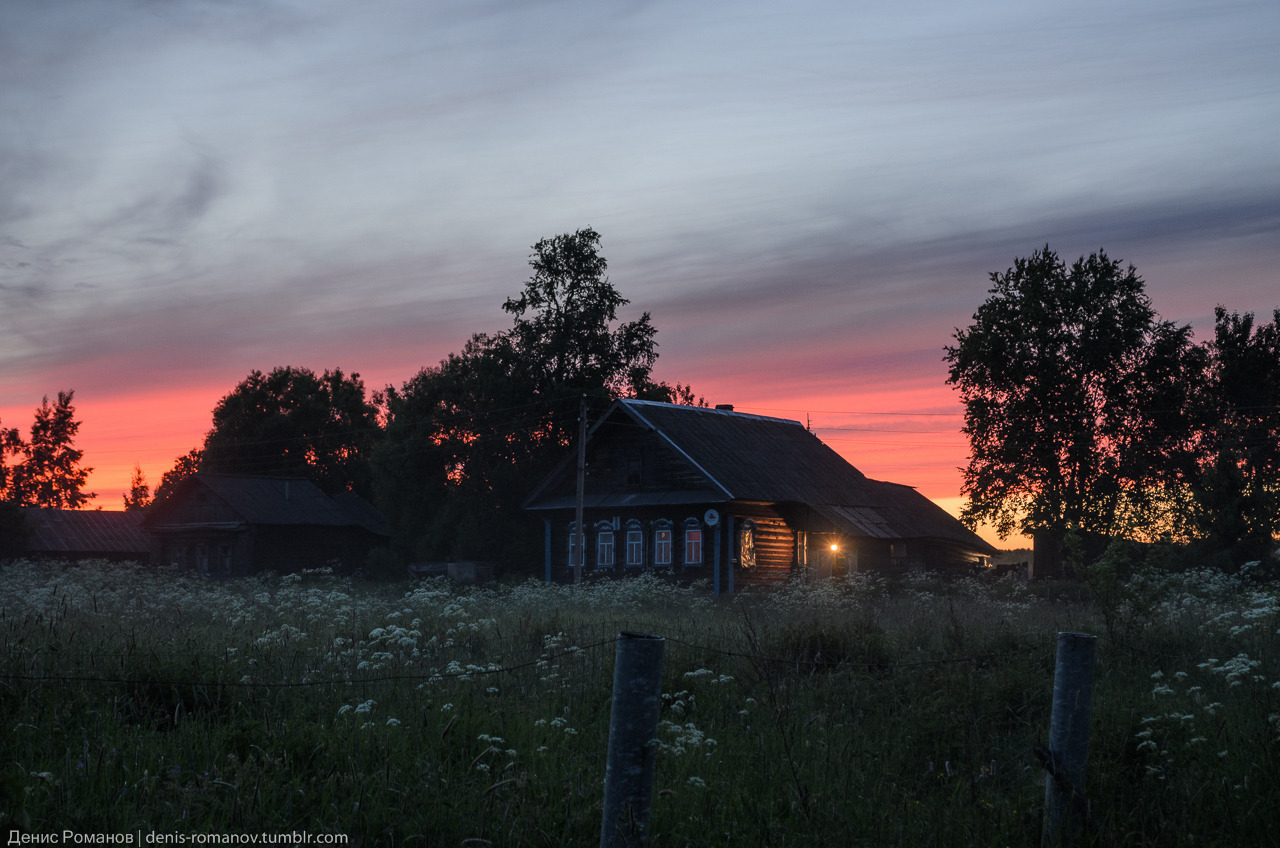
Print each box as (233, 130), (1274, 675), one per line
(527, 399), (995, 554)
(143, 474), (389, 535)
(22, 508), (149, 557)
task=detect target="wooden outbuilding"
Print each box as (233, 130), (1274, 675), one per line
(524, 400), (996, 593)
(141, 474), (390, 576)
(20, 508), (150, 563)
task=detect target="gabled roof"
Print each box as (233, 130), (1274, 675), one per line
(143, 474), (389, 535)
(22, 508), (149, 556)
(619, 400), (875, 504)
(527, 399), (995, 554)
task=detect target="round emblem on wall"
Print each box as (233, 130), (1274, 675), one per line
(703, 508), (720, 526)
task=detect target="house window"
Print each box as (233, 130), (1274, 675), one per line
(171, 544), (186, 569)
(738, 520), (756, 569)
(653, 520), (673, 567)
(219, 544), (233, 574)
(683, 519), (703, 566)
(596, 521), (616, 569)
(625, 520), (644, 568)
(196, 543), (210, 575)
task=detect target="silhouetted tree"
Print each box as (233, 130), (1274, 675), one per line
(0, 418), (28, 557)
(945, 248), (1203, 569)
(375, 227), (689, 563)
(0, 418), (22, 500)
(6, 391), (95, 508)
(122, 463), (152, 511)
(153, 448), (203, 506)
(202, 366), (381, 497)
(1194, 307), (1280, 566)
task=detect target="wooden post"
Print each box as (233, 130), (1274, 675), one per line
(712, 520), (722, 596)
(1042, 632), (1097, 846)
(600, 632), (665, 848)
(726, 515), (735, 596)
(543, 519), (552, 583)
(575, 394), (587, 585)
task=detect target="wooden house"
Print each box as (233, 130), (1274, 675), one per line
(20, 508), (150, 563)
(141, 474), (390, 576)
(524, 400), (996, 592)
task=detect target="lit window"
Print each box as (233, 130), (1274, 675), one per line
(654, 521), (673, 567)
(738, 521), (756, 569)
(683, 519), (703, 566)
(625, 521), (644, 567)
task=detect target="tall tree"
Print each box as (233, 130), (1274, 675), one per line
(122, 463), (152, 511)
(202, 366), (381, 496)
(6, 391), (95, 508)
(501, 228), (659, 404)
(0, 422), (28, 557)
(0, 419), (23, 499)
(153, 448), (203, 506)
(944, 247), (1201, 559)
(1195, 307), (1280, 565)
(375, 227), (681, 562)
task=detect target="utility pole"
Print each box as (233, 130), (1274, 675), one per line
(574, 394), (587, 585)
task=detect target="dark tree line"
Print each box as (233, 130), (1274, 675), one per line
(12, 237), (1272, 575)
(946, 246), (1280, 571)
(148, 228), (697, 568)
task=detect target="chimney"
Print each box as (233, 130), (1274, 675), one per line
(715, 404), (734, 412)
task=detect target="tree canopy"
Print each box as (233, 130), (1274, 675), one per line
(945, 247), (1202, 543)
(153, 448), (203, 507)
(201, 366), (381, 497)
(1195, 307), (1280, 563)
(122, 463), (152, 511)
(1, 391), (96, 509)
(375, 227), (689, 562)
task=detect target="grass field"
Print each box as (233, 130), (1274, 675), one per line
(1, 559), (1276, 846)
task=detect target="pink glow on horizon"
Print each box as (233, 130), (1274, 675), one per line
(1, 385), (223, 511)
(2, 378), (1017, 549)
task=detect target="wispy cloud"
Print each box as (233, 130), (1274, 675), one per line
(1, 0), (1277, 504)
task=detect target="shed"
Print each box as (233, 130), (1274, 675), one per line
(20, 508), (150, 563)
(141, 474), (390, 576)
(524, 399), (996, 592)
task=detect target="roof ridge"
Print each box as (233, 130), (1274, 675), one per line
(618, 398), (802, 427)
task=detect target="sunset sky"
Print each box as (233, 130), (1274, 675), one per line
(3, 0), (1278, 548)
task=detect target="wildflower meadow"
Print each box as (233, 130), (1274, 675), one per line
(1, 558), (1277, 846)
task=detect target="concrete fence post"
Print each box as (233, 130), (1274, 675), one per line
(1042, 631), (1097, 847)
(599, 632), (665, 848)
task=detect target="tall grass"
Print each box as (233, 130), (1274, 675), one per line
(0, 560), (1276, 845)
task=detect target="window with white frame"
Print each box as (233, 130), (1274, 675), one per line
(595, 521), (616, 569)
(653, 520), (673, 567)
(625, 520), (645, 567)
(683, 518), (703, 566)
